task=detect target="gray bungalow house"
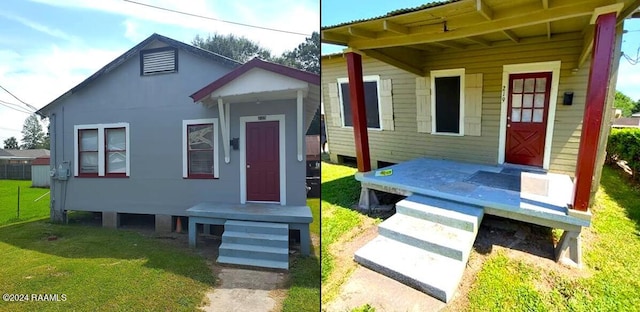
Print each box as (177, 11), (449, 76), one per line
(38, 34), (319, 269)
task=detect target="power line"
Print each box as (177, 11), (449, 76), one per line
(0, 101), (34, 115)
(0, 99), (35, 113)
(0, 84), (38, 112)
(123, 0), (311, 37)
(622, 46), (640, 65)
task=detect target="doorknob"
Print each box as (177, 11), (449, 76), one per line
(247, 164), (251, 168)
(507, 124), (511, 128)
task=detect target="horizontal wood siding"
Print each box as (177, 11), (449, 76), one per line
(322, 32), (590, 175)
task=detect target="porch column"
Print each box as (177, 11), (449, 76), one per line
(573, 12), (617, 211)
(345, 51), (371, 172)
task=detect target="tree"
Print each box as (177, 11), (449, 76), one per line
(277, 32), (320, 74)
(3, 136), (18, 149)
(614, 91), (636, 117)
(192, 33), (274, 63)
(21, 114), (45, 149)
(633, 99), (640, 115)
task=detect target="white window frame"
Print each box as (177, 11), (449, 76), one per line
(430, 68), (465, 136)
(337, 75), (383, 130)
(73, 123), (130, 177)
(182, 118), (219, 179)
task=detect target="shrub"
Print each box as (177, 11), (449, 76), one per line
(607, 128), (640, 181)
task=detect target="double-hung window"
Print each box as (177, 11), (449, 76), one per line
(75, 123), (130, 177)
(183, 119), (219, 179)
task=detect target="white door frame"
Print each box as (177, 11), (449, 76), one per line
(498, 61), (561, 170)
(240, 114), (286, 205)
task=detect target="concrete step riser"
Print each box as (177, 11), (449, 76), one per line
(222, 235), (288, 248)
(217, 256), (288, 270)
(224, 224), (288, 236)
(354, 253), (449, 302)
(396, 204), (477, 233)
(378, 227), (466, 261)
(219, 246), (289, 262)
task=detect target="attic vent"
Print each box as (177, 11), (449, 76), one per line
(140, 47), (177, 75)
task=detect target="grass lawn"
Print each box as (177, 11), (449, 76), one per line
(282, 198), (321, 312)
(466, 165), (640, 311)
(320, 162), (370, 303)
(0, 180), (50, 225)
(0, 221), (213, 311)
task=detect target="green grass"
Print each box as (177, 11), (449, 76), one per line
(0, 180), (50, 225)
(0, 221), (213, 311)
(320, 162), (364, 283)
(281, 198), (321, 312)
(467, 166), (640, 311)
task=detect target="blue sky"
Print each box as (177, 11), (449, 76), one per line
(0, 0), (318, 144)
(321, 0), (640, 104)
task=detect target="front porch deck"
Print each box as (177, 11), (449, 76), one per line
(186, 202), (313, 256)
(357, 158), (590, 231)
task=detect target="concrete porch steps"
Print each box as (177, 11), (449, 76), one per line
(218, 220), (289, 270)
(355, 194), (484, 303)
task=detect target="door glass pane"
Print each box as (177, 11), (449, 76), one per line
(512, 94), (522, 108)
(107, 152), (126, 173)
(189, 150), (213, 174)
(80, 129), (98, 151)
(522, 109), (532, 122)
(512, 79), (523, 93)
(523, 94), (533, 108)
(535, 77), (547, 92)
(106, 128), (126, 150)
(533, 109), (544, 123)
(534, 94), (545, 108)
(81, 152), (98, 173)
(512, 108), (521, 122)
(188, 124), (213, 150)
(524, 78), (535, 92)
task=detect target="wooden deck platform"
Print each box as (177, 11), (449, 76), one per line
(186, 202), (313, 256)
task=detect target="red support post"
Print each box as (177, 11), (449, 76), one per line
(573, 12), (617, 211)
(345, 52), (371, 172)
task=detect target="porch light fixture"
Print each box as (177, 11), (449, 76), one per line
(563, 92), (574, 105)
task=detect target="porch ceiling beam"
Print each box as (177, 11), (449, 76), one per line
(348, 27), (376, 39)
(383, 20), (409, 34)
(617, 0), (640, 25)
(542, 0), (550, 9)
(361, 48), (424, 76)
(321, 32), (349, 45)
(349, 1), (600, 50)
(467, 36), (491, 46)
(431, 41), (466, 49)
(502, 29), (520, 42)
(476, 0), (494, 20)
(579, 25), (595, 67)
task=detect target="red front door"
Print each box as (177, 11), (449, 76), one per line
(246, 121), (280, 202)
(505, 72), (552, 167)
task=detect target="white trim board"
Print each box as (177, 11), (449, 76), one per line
(182, 118), (219, 178)
(498, 61), (561, 170)
(73, 122), (130, 177)
(239, 114), (287, 205)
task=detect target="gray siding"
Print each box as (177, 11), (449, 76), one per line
(322, 32), (599, 177)
(47, 40), (306, 216)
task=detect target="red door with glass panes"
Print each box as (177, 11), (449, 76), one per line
(505, 72), (552, 167)
(246, 121), (280, 202)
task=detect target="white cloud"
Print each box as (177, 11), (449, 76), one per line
(616, 62), (640, 101)
(29, 0), (319, 54)
(0, 44), (124, 143)
(123, 19), (144, 42)
(0, 11), (80, 42)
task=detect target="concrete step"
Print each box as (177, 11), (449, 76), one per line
(355, 236), (465, 303)
(222, 231), (288, 248)
(379, 214), (475, 262)
(396, 195), (484, 233)
(217, 256), (288, 270)
(224, 220), (289, 235)
(219, 243), (289, 262)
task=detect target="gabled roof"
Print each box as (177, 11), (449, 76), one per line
(38, 33), (242, 115)
(0, 149), (50, 159)
(190, 57), (320, 103)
